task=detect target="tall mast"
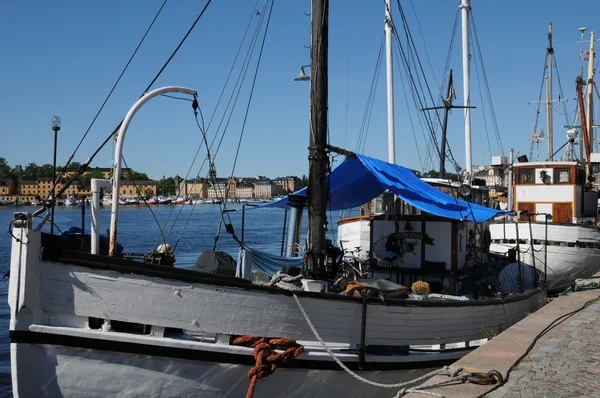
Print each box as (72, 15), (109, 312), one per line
(306, 0), (328, 279)
(385, 0), (396, 163)
(586, 31), (595, 153)
(546, 23), (554, 161)
(460, 0), (472, 182)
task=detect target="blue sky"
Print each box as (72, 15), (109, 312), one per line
(1, 0), (599, 180)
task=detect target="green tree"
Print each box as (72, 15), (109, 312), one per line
(423, 169), (439, 178)
(157, 176), (176, 196)
(301, 174), (308, 188)
(80, 170), (105, 189)
(122, 169), (149, 180)
(24, 163), (39, 178)
(0, 158), (11, 179)
(38, 164), (55, 178)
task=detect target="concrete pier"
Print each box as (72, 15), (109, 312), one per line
(405, 289), (600, 397)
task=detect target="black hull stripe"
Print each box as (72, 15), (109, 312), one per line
(10, 330), (457, 371)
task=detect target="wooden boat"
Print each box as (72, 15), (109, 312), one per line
(8, 1), (545, 396)
(489, 25), (600, 293)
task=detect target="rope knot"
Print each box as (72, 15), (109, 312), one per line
(232, 335), (304, 398)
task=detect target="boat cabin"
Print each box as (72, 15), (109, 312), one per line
(512, 161), (597, 224)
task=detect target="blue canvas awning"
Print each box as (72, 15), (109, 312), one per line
(260, 153), (502, 222)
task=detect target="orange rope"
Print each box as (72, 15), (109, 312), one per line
(232, 335), (304, 398)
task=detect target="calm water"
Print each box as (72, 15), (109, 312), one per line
(0, 203), (336, 396)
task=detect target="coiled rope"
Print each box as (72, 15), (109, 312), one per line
(231, 335), (304, 398)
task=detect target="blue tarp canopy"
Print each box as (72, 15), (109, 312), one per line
(260, 153), (502, 222)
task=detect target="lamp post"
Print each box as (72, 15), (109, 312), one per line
(51, 115), (61, 234)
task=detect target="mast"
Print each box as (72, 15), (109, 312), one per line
(586, 31), (595, 153)
(385, 0), (396, 164)
(439, 70), (454, 176)
(306, 0), (328, 279)
(546, 23), (554, 161)
(460, 0), (472, 182)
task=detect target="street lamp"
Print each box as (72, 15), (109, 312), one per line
(50, 115), (61, 234)
(294, 65), (311, 81)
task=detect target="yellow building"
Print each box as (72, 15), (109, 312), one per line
(119, 180), (157, 198)
(182, 181), (209, 199)
(64, 167), (112, 179)
(0, 180), (15, 195)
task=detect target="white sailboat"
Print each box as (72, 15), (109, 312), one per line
(489, 25), (600, 293)
(8, 1), (545, 396)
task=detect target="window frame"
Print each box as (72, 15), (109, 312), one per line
(555, 168), (571, 184)
(519, 168), (533, 184)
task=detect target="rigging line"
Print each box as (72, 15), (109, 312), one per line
(160, 94), (193, 101)
(405, 0), (441, 94)
(394, 1), (445, 136)
(121, 155), (168, 249)
(218, 0), (275, 230)
(469, 12), (504, 156)
(355, 37), (383, 151)
(208, 0), (269, 162)
(228, 0), (275, 179)
(180, 0), (261, 198)
(391, 39), (430, 169)
(533, 53), (549, 135)
(205, 0), (262, 133)
(551, 54), (571, 126)
(169, 112), (213, 251)
(71, 0), (169, 159)
(44, 0), (169, 204)
(440, 7), (460, 95)
(392, 41), (432, 170)
(391, 25), (442, 162)
(145, 0), (213, 91)
(44, 0), (213, 207)
(356, 38), (384, 153)
(344, 0), (353, 149)
(395, 47), (425, 170)
(471, 43), (493, 159)
(391, 7), (444, 160)
(155, 99), (209, 248)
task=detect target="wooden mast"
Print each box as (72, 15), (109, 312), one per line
(306, 0), (329, 279)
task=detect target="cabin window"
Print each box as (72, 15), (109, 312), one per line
(519, 169), (533, 184)
(555, 168), (570, 184)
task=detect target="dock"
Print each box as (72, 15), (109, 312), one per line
(404, 288), (600, 397)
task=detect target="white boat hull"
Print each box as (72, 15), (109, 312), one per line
(8, 214), (546, 396)
(11, 338), (439, 398)
(489, 222), (600, 292)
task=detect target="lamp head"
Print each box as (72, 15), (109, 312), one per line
(294, 66), (310, 82)
(51, 115), (61, 132)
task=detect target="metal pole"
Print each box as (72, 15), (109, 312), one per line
(109, 86), (197, 256)
(508, 148), (514, 212)
(439, 71), (454, 176)
(241, 204), (246, 245)
(81, 198), (85, 248)
(385, 0), (395, 164)
(586, 31), (595, 152)
(547, 23), (554, 161)
(91, 178), (111, 254)
(51, 130), (57, 234)
(460, 0), (472, 182)
(544, 215), (549, 289)
(306, 0), (329, 279)
(280, 208), (288, 257)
